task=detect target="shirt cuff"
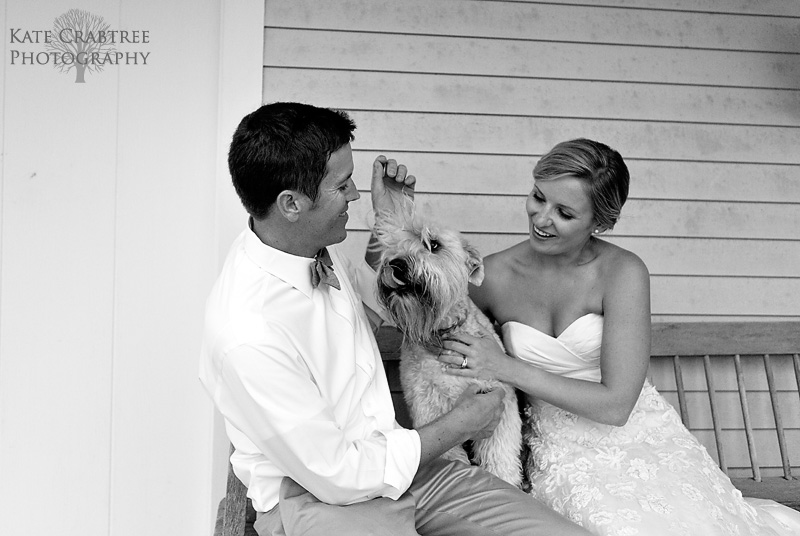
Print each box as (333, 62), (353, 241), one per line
(379, 428), (421, 498)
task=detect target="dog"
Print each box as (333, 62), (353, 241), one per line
(373, 211), (523, 488)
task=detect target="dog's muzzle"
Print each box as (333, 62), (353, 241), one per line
(380, 259), (411, 289)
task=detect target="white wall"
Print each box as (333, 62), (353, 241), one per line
(0, 1), (262, 534)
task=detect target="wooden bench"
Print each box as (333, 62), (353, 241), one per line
(216, 321), (800, 535)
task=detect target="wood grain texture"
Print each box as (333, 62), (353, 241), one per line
(265, 0), (800, 52)
(651, 322), (800, 355)
(265, 68), (800, 127)
(342, 152), (800, 202)
(265, 28), (800, 89)
(345, 195), (800, 240)
(345, 111), (800, 164)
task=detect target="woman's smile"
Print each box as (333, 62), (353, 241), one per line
(532, 225), (556, 239)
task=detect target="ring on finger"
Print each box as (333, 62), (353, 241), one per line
(460, 356), (468, 369)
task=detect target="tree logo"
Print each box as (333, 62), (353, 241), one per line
(8, 9), (151, 83)
(46, 9), (116, 83)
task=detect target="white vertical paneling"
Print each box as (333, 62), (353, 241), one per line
(0, 2), (119, 534)
(109, 1), (220, 534)
(0, 1), (265, 535)
(209, 0), (267, 530)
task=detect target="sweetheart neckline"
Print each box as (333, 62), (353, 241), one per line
(502, 313), (602, 340)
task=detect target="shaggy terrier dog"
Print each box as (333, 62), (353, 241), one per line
(373, 212), (523, 487)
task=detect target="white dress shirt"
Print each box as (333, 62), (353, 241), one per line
(199, 226), (421, 513)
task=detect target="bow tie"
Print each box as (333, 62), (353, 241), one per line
(310, 248), (341, 290)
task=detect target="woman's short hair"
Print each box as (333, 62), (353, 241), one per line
(228, 102), (356, 219)
(533, 138), (630, 230)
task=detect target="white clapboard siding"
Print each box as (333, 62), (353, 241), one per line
(345, 152), (800, 202)
(346, 195), (800, 240)
(533, 0), (800, 18)
(341, 229), (800, 278)
(265, 28), (800, 89)
(264, 0), (800, 52)
(265, 68), (800, 127)
(344, 111), (800, 164)
(263, 0), (800, 323)
(264, 0), (799, 471)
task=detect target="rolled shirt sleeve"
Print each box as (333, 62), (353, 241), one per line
(216, 341), (420, 507)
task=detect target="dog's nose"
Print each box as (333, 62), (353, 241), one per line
(381, 259), (410, 289)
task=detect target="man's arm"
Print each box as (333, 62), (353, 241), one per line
(365, 155), (415, 269)
(217, 342), (419, 505)
(415, 384), (506, 465)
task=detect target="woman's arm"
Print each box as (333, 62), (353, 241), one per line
(445, 251), (651, 426)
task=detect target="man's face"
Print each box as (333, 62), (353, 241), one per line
(300, 143), (360, 253)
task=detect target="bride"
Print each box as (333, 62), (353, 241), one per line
(437, 138), (800, 535)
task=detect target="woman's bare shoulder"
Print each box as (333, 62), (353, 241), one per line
(471, 242), (528, 315)
(594, 239), (650, 306)
(481, 242), (530, 284)
(596, 239), (649, 277)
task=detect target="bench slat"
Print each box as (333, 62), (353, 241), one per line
(763, 354), (793, 480)
(703, 354), (728, 473)
(672, 355), (690, 427)
(733, 354), (761, 482)
(652, 322), (800, 356)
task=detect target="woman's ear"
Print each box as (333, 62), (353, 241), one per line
(275, 190), (308, 222)
(592, 221), (608, 235)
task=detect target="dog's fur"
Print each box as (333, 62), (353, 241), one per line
(373, 211), (523, 487)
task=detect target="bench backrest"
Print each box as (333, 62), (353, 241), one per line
(648, 322), (800, 482)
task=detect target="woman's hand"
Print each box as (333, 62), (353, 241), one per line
(437, 328), (511, 382)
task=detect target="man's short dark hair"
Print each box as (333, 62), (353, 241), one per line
(228, 102), (356, 219)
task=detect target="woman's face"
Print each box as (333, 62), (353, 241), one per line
(525, 175), (597, 256)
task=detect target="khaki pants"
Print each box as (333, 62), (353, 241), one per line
(254, 458), (589, 536)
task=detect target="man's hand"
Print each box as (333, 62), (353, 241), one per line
(451, 385), (505, 440)
(415, 384), (505, 465)
(371, 155), (415, 217)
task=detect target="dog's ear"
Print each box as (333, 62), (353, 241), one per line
(465, 243), (485, 286)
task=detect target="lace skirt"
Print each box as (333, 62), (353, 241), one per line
(525, 380), (800, 536)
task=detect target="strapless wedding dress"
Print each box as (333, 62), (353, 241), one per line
(502, 314), (800, 536)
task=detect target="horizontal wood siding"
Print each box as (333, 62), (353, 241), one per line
(263, 0), (800, 322)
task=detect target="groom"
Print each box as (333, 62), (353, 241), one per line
(200, 101), (589, 536)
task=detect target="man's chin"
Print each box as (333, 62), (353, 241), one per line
(329, 228), (348, 246)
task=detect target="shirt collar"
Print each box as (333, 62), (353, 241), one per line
(243, 220), (317, 298)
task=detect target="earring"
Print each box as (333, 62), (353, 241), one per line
(593, 229), (600, 234)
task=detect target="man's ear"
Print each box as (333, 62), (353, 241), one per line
(274, 190), (309, 222)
